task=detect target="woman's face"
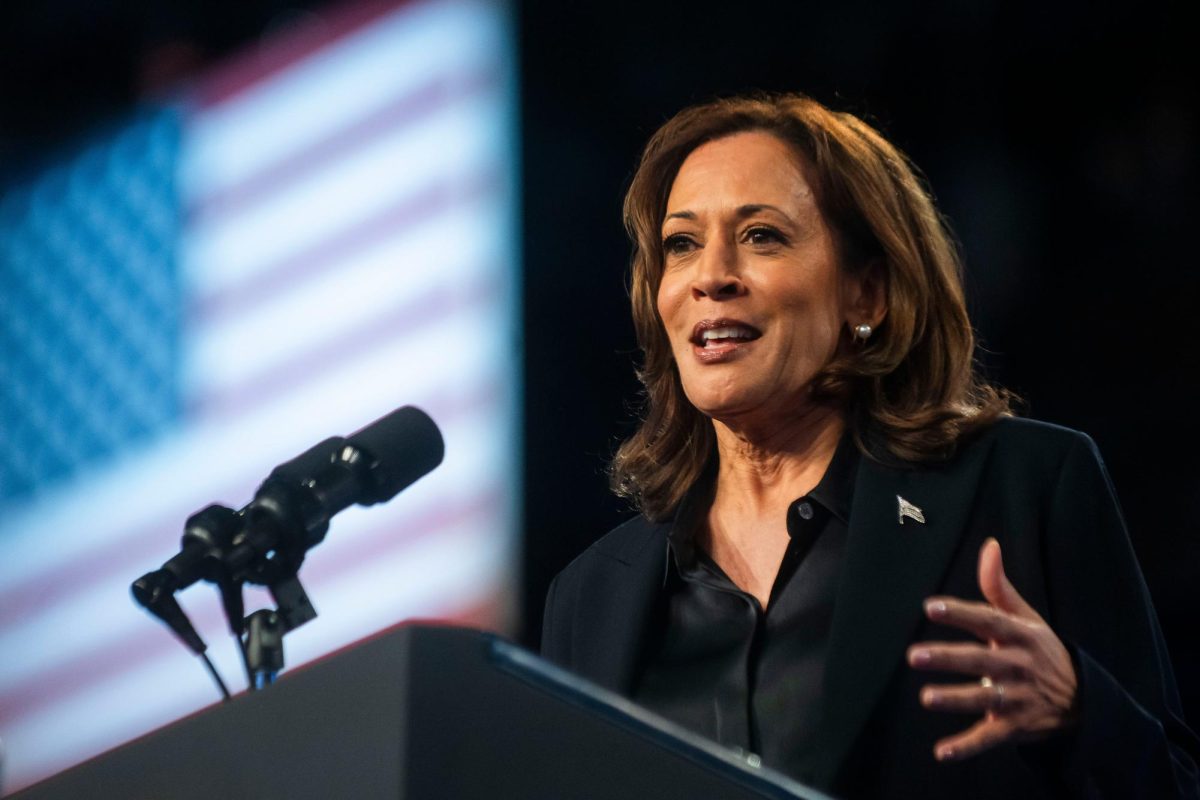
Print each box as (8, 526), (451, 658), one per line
(656, 131), (875, 424)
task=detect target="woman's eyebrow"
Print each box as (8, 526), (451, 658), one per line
(735, 203), (789, 218)
(663, 204), (789, 224)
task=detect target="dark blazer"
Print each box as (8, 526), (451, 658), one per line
(542, 418), (1200, 799)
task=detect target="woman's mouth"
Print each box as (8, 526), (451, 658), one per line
(689, 319), (762, 361)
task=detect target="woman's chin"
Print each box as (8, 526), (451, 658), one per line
(686, 391), (771, 424)
(685, 382), (824, 430)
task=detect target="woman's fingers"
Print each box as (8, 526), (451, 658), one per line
(934, 717), (1014, 762)
(977, 537), (1040, 621)
(919, 679), (1026, 714)
(907, 641), (1032, 680)
(912, 540), (1079, 763)
(923, 596), (1038, 645)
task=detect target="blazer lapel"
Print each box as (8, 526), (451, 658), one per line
(571, 519), (669, 693)
(808, 437), (996, 787)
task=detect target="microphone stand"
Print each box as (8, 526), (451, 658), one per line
(134, 501), (320, 695)
(216, 479), (320, 690)
(231, 574), (317, 690)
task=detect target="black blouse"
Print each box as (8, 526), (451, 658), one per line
(632, 436), (858, 776)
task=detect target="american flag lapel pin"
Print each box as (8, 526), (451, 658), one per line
(897, 495), (926, 525)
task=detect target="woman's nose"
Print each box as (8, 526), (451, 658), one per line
(690, 240), (745, 300)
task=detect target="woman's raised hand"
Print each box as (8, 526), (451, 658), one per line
(907, 538), (1079, 761)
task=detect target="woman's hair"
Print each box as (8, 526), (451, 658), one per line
(611, 92), (1014, 521)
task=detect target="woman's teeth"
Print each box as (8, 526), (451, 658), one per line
(701, 326), (754, 343)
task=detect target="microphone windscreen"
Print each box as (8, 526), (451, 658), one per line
(347, 406), (444, 503)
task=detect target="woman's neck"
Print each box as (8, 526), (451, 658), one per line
(698, 403), (845, 608)
(710, 403), (845, 521)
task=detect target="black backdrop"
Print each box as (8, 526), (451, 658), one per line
(517, 0), (1200, 718)
(2, 0), (1197, 721)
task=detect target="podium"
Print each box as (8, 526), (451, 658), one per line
(14, 625), (829, 799)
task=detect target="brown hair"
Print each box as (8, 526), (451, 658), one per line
(611, 92), (1014, 521)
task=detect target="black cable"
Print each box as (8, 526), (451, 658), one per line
(200, 652), (232, 701)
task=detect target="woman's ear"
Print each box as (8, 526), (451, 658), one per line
(845, 257), (888, 329)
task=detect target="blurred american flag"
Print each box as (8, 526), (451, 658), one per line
(0, 0), (520, 791)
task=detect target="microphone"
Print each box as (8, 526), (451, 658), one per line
(225, 404), (444, 585)
(133, 406), (444, 606)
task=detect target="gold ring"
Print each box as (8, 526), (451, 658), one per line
(980, 676), (1004, 709)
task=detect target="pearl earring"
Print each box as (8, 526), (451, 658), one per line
(853, 323), (873, 342)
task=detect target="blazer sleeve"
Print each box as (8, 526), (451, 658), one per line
(1040, 432), (1200, 798)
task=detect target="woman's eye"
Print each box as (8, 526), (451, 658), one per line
(744, 226), (785, 246)
(662, 234), (696, 255)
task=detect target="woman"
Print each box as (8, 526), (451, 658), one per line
(541, 94), (1199, 798)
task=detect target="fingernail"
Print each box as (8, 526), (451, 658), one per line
(921, 688), (938, 707)
(925, 600), (947, 617)
(937, 745), (956, 761)
(910, 648), (931, 666)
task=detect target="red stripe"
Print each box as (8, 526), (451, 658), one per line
(190, 167), (502, 325)
(189, 0), (421, 108)
(189, 67), (499, 223)
(0, 484), (507, 727)
(294, 483), (508, 586)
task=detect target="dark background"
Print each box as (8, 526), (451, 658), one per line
(3, 0), (1197, 719)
